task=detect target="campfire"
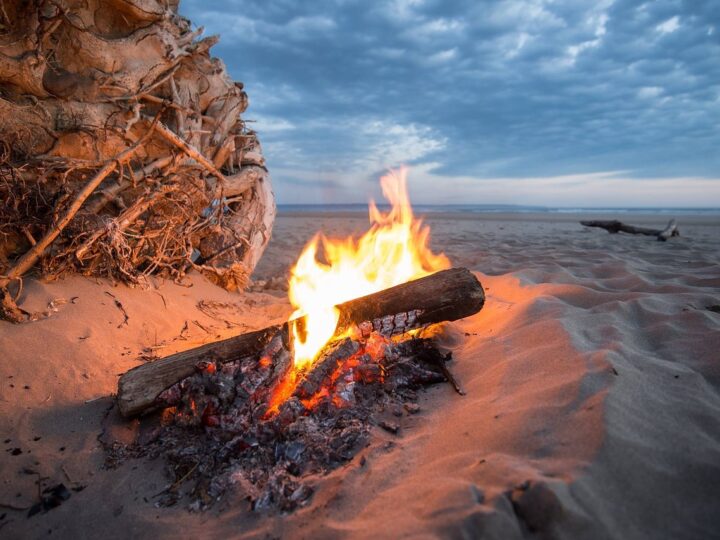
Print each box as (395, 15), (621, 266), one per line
(267, 167), (451, 415)
(113, 168), (485, 511)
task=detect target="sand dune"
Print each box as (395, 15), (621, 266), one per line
(1, 212), (719, 539)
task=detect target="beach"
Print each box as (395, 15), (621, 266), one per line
(2, 210), (719, 539)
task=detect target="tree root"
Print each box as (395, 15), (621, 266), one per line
(0, 0), (276, 323)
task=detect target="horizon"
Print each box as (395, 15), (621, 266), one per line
(181, 0), (720, 207)
(276, 202), (720, 210)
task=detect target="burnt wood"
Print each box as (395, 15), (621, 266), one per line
(117, 267), (485, 417)
(580, 219), (679, 241)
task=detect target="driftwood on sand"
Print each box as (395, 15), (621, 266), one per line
(117, 267), (485, 417)
(581, 219), (679, 241)
(0, 0), (275, 322)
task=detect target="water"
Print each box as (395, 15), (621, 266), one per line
(277, 204), (720, 216)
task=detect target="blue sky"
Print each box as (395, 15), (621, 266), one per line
(181, 0), (720, 207)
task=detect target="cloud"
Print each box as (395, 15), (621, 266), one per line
(251, 114), (296, 132)
(637, 86), (663, 99)
(425, 48), (458, 65)
(360, 121), (446, 169)
(186, 10), (337, 46)
(406, 165), (720, 207)
(378, 0), (426, 23)
(180, 0), (720, 206)
(285, 16), (337, 39)
(656, 16), (680, 34)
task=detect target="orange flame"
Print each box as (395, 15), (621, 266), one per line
(288, 166), (450, 370)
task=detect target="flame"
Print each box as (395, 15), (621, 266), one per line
(288, 166), (450, 370)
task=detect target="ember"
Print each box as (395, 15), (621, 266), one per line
(116, 332), (453, 511)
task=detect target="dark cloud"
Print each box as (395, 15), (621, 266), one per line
(181, 0), (720, 204)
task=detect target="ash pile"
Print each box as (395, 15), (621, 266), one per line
(107, 329), (458, 512)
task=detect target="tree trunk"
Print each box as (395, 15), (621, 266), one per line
(0, 0), (275, 300)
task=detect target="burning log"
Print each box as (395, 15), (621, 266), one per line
(117, 267), (485, 417)
(581, 219), (679, 241)
(294, 339), (360, 400)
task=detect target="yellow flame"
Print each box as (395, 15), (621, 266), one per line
(288, 166), (450, 370)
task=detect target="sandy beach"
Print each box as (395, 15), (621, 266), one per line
(1, 211), (719, 539)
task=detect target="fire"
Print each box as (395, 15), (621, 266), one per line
(288, 166), (450, 370)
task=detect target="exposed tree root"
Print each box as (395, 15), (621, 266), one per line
(0, 0), (276, 323)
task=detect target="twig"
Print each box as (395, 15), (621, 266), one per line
(151, 120), (228, 190)
(84, 155), (174, 214)
(104, 291), (129, 328)
(0, 117), (161, 290)
(191, 319), (211, 333)
(153, 461), (198, 497)
(76, 185), (173, 260)
(154, 291), (167, 309)
(137, 93), (193, 114)
(433, 351), (466, 396)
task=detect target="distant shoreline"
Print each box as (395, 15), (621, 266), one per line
(277, 205), (720, 226)
(276, 210), (720, 227)
(277, 204), (720, 216)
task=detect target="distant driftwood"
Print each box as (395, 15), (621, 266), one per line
(580, 219), (679, 241)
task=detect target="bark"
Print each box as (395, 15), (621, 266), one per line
(0, 0), (275, 312)
(117, 267), (485, 417)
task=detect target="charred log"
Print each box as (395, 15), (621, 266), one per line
(117, 267), (485, 417)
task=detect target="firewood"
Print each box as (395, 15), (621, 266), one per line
(117, 267), (485, 417)
(294, 339), (360, 400)
(581, 219), (679, 241)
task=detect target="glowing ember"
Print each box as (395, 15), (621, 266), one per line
(288, 166), (450, 370)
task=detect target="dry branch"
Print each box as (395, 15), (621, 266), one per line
(152, 120), (228, 187)
(581, 219), (679, 241)
(117, 267), (485, 417)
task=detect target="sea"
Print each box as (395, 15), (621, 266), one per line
(277, 204), (720, 216)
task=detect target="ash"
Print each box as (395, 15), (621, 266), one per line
(111, 333), (453, 513)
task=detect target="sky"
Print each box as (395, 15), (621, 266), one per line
(181, 0), (720, 207)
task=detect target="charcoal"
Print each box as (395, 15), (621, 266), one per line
(289, 484), (313, 504)
(355, 363), (383, 383)
(276, 397), (306, 426)
(108, 333), (449, 514)
(27, 483), (72, 517)
(404, 402), (421, 414)
(284, 441), (306, 462)
(294, 338), (359, 399)
(379, 420), (399, 434)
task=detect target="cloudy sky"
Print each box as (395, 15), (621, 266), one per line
(181, 0), (720, 207)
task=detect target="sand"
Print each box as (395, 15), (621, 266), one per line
(1, 211), (719, 539)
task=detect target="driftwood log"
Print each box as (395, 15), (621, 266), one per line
(581, 219), (679, 241)
(0, 0), (275, 322)
(117, 267), (485, 417)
